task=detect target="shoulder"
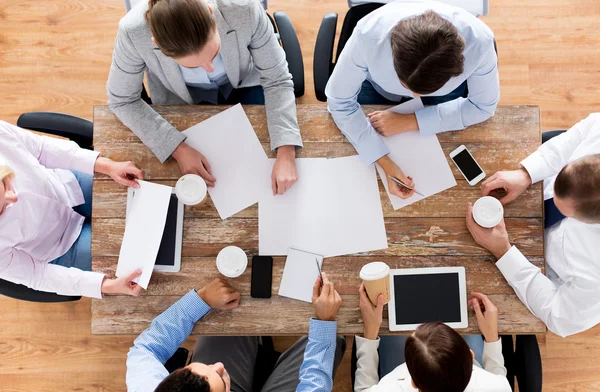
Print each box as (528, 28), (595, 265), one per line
(118, 0), (152, 40)
(214, 0), (261, 20)
(467, 366), (511, 391)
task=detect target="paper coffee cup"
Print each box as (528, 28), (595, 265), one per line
(175, 174), (207, 206)
(360, 262), (391, 306)
(472, 196), (504, 228)
(216, 246), (248, 278)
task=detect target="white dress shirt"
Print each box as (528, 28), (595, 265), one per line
(353, 336), (511, 391)
(325, 0), (499, 165)
(497, 113), (600, 337)
(0, 121), (105, 298)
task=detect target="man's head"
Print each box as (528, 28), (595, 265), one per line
(405, 322), (473, 392)
(0, 165), (17, 216)
(155, 361), (231, 392)
(554, 154), (600, 223)
(391, 11), (465, 95)
(146, 0), (221, 72)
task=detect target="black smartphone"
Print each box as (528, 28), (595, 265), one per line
(251, 256), (273, 298)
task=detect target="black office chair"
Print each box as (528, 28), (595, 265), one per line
(0, 112), (93, 303)
(350, 334), (542, 392)
(313, 3), (497, 102)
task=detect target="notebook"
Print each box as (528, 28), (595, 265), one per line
(278, 247), (324, 303)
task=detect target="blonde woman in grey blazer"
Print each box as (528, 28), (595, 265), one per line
(107, 0), (302, 195)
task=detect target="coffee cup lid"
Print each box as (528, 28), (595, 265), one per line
(473, 196), (504, 228)
(175, 174), (207, 205)
(360, 262), (390, 280)
(216, 246), (248, 278)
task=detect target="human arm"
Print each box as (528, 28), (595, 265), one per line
(126, 279), (240, 392)
(353, 283), (385, 392)
(325, 31), (389, 165)
(520, 113), (600, 184)
(415, 39), (499, 135)
(296, 273), (342, 391)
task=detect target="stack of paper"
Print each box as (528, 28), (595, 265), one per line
(376, 99), (457, 209)
(278, 248), (324, 303)
(259, 155), (388, 257)
(116, 181), (172, 289)
(182, 104), (270, 219)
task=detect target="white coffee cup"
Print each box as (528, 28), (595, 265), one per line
(360, 262), (391, 306)
(472, 196), (504, 228)
(175, 174), (207, 206)
(216, 246), (248, 278)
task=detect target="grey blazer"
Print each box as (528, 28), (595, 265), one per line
(107, 0), (302, 163)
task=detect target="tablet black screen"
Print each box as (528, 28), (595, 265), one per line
(155, 194), (179, 266)
(393, 273), (461, 325)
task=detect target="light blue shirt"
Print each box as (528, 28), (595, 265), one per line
(179, 53), (229, 88)
(325, 0), (500, 165)
(125, 290), (338, 392)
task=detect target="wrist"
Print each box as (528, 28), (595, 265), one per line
(364, 326), (380, 340)
(94, 157), (113, 175)
(402, 113), (419, 131)
(197, 287), (208, 304)
(376, 155), (394, 172)
(492, 242), (512, 259)
(276, 145), (296, 159)
(519, 167), (533, 186)
(171, 143), (186, 160)
(484, 333), (499, 343)
(101, 277), (114, 294)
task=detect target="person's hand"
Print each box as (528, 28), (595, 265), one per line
(469, 292), (499, 343)
(198, 278), (241, 310)
(101, 269), (144, 296)
(480, 169), (532, 205)
(271, 145), (298, 195)
(172, 143), (216, 187)
(466, 203), (512, 258)
(378, 156), (416, 199)
(359, 283), (384, 340)
(312, 272), (342, 321)
(95, 157), (144, 188)
(367, 112), (418, 137)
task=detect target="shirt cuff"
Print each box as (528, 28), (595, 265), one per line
(308, 318), (337, 342)
(82, 271), (107, 299)
(355, 335), (380, 350)
(483, 338), (502, 355)
(356, 125), (389, 165)
(520, 151), (551, 184)
(496, 245), (535, 283)
(71, 149), (100, 175)
(182, 289), (212, 322)
(415, 106), (442, 136)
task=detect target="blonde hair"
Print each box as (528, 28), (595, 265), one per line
(0, 165), (15, 183)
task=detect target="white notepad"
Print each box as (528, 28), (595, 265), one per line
(258, 156), (388, 257)
(182, 104), (271, 220)
(376, 99), (457, 210)
(116, 181), (173, 289)
(278, 248), (324, 303)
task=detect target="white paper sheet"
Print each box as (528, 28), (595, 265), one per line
(116, 181), (172, 289)
(182, 104), (270, 219)
(259, 156), (388, 257)
(278, 248), (324, 303)
(376, 100), (457, 209)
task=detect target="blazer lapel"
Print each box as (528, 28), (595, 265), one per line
(213, 5), (241, 87)
(153, 47), (194, 104)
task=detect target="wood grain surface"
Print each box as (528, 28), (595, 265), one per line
(91, 104), (545, 335)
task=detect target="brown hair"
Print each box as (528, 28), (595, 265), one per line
(390, 11), (465, 94)
(405, 322), (473, 392)
(155, 367), (211, 392)
(554, 154), (600, 223)
(146, 0), (216, 58)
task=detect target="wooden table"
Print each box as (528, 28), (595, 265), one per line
(91, 104), (545, 336)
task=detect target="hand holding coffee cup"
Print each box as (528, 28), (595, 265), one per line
(360, 262), (391, 306)
(466, 200), (512, 259)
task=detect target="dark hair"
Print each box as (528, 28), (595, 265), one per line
(554, 154), (600, 223)
(405, 322), (473, 392)
(155, 367), (211, 392)
(390, 11), (465, 94)
(146, 0), (216, 58)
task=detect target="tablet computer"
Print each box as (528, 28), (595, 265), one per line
(127, 187), (183, 273)
(388, 267), (468, 331)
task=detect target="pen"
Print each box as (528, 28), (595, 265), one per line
(315, 257), (323, 285)
(389, 176), (425, 197)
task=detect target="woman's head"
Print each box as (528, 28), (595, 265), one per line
(405, 322), (473, 392)
(0, 165), (18, 215)
(146, 0), (220, 70)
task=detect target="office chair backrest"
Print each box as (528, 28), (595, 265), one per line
(347, 0), (488, 16)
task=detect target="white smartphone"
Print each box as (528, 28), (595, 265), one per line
(449, 145), (486, 186)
